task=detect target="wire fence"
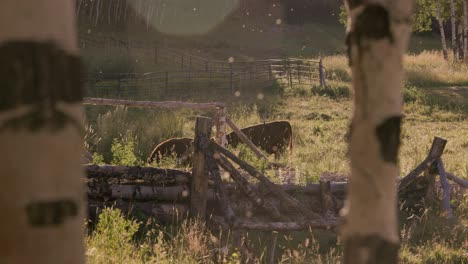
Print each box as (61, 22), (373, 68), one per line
(79, 33), (327, 101)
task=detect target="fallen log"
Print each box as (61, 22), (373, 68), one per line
(87, 181), (349, 203)
(85, 164), (190, 185)
(280, 182), (347, 195)
(215, 153), (283, 221)
(212, 216), (338, 231)
(233, 219), (338, 231)
(87, 184), (190, 201)
(88, 201), (189, 224)
(211, 141), (320, 219)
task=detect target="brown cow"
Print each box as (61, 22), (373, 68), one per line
(226, 120), (293, 158)
(147, 137), (193, 165)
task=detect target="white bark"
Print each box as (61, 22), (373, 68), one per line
(343, 0), (414, 262)
(0, 1), (84, 263)
(450, 0), (458, 61)
(436, 0), (449, 60)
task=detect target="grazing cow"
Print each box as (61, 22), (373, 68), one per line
(147, 137), (193, 165)
(226, 120), (293, 158)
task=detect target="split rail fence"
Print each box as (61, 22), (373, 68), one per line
(84, 97), (467, 260)
(85, 110), (467, 231)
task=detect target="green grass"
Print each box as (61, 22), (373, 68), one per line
(83, 38), (468, 263)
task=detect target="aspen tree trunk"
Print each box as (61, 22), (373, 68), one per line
(450, 0), (458, 61)
(464, 0), (468, 63)
(436, 0), (449, 60)
(0, 1), (85, 263)
(459, 22), (465, 60)
(343, 0), (414, 263)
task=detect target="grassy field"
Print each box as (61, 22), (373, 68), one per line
(84, 48), (468, 263)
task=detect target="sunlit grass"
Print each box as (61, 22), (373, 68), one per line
(323, 51), (468, 89)
(84, 46), (468, 263)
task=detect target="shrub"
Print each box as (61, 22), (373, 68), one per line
(403, 85), (426, 103)
(111, 135), (142, 166)
(311, 83), (350, 99)
(86, 208), (140, 263)
(90, 106), (185, 163)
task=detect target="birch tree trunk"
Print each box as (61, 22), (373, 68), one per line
(436, 0), (449, 60)
(343, 0), (414, 263)
(464, 0), (468, 63)
(459, 22), (465, 60)
(0, 1), (85, 263)
(450, 0), (458, 61)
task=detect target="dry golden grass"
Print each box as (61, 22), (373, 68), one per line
(323, 51), (468, 89)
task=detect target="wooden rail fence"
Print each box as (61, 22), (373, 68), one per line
(83, 96), (467, 264)
(79, 33), (328, 100)
(86, 125), (467, 231)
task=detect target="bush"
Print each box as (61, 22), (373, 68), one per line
(86, 208), (140, 263)
(311, 84), (350, 99)
(89, 106), (185, 164)
(403, 85), (426, 103)
(111, 136), (142, 166)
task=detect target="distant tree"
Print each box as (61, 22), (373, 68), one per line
(342, 0), (414, 263)
(339, 4), (348, 28)
(464, 0), (468, 62)
(435, 0), (450, 60)
(342, 0), (468, 62)
(413, 0), (436, 32)
(450, 0), (458, 60)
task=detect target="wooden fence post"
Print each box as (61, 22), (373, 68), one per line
(209, 70), (212, 88)
(165, 71), (169, 94)
(298, 61), (302, 85)
(269, 64), (272, 81)
(215, 107), (227, 147)
(309, 63), (313, 83)
(188, 61), (192, 83)
(319, 58), (327, 87)
(320, 180), (334, 214)
(190, 116), (213, 220)
(154, 46), (158, 64)
(230, 64), (234, 94)
(118, 73), (122, 98)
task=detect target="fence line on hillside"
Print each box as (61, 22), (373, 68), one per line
(79, 33), (327, 100)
